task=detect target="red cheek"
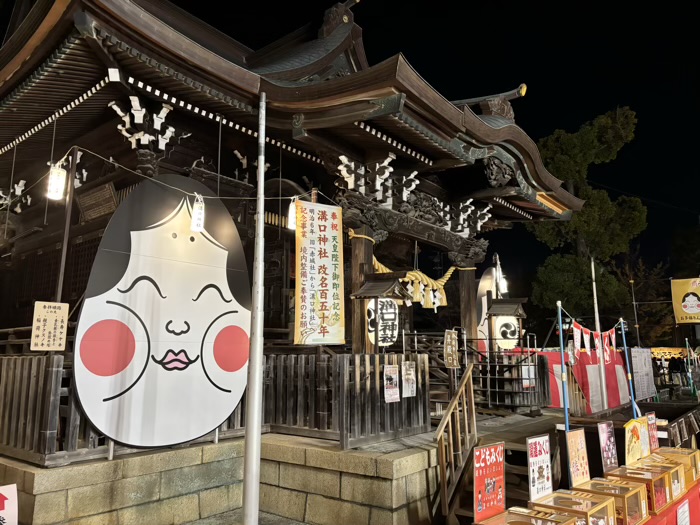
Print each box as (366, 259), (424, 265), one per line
(80, 320), (136, 377)
(213, 326), (249, 372)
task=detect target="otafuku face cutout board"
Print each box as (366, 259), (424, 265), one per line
(74, 174), (251, 447)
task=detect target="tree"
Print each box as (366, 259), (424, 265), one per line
(609, 250), (675, 346)
(528, 107), (647, 317)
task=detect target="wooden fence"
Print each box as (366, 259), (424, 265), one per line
(263, 353), (431, 449)
(0, 354), (252, 467)
(0, 351), (431, 466)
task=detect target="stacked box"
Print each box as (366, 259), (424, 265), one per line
(575, 478), (649, 525)
(476, 507), (577, 525)
(529, 489), (616, 525)
(605, 466), (671, 515)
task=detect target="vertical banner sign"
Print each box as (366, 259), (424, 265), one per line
(30, 301), (69, 351)
(384, 364), (400, 403)
(444, 329), (460, 368)
(671, 278), (700, 324)
(294, 200), (345, 344)
(367, 298), (399, 347)
(610, 328), (616, 351)
(603, 331), (611, 364)
(583, 328), (591, 353)
(402, 361), (416, 398)
(473, 442), (506, 523)
(646, 412), (659, 452)
(638, 417), (650, 458)
(573, 322), (582, 357)
(0, 484), (18, 525)
(624, 419), (643, 464)
(566, 428), (590, 488)
(593, 332), (602, 354)
(597, 421), (619, 473)
(677, 499), (690, 525)
(527, 434), (553, 500)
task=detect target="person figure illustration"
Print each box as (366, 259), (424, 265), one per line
(74, 174), (252, 447)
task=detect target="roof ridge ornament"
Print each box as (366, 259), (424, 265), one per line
(319, 0), (361, 38)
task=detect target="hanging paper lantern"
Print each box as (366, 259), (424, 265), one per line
(47, 164), (67, 200)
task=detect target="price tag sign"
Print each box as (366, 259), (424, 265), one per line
(0, 484), (18, 525)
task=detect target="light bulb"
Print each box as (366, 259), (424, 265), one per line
(47, 165), (67, 200)
(191, 193), (205, 232)
(286, 197), (298, 230)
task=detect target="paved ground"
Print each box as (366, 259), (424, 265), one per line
(184, 509), (305, 525)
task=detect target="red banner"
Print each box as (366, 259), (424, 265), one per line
(473, 442), (505, 522)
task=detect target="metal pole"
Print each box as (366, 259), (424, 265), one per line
(243, 92), (267, 525)
(591, 257), (608, 409)
(620, 318), (639, 417)
(55, 146), (77, 302)
(557, 301), (570, 431)
(629, 279), (642, 347)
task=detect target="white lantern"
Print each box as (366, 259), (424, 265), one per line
(47, 164), (67, 200)
(190, 193), (205, 232)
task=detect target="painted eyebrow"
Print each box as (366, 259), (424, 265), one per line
(117, 275), (167, 299)
(192, 284), (232, 303)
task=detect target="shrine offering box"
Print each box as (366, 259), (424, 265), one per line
(529, 489), (615, 525)
(475, 508), (577, 525)
(630, 460), (685, 501)
(507, 507), (578, 525)
(653, 447), (700, 487)
(605, 467), (671, 515)
(575, 478), (649, 525)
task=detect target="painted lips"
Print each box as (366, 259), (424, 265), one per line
(152, 349), (199, 371)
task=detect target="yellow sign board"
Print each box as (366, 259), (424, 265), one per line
(671, 278), (700, 324)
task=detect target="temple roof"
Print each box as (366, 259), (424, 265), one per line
(0, 0), (583, 230)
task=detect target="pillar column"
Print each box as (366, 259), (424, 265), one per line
(351, 225), (373, 354)
(459, 268), (477, 349)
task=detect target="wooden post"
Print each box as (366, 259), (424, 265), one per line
(459, 269), (477, 349)
(351, 225), (373, 354)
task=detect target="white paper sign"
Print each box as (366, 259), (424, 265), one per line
(30, 301), (69, 351)
(384, 364), (400, 403)
(677, 499), (689, 525)
(630, 347), (657, 401)
(0, 484), (18, 525)
(526, 434), (553, 500)
(402, 361), (416, 398)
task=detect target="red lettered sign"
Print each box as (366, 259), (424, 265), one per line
(0, 484), (18, 525)
(473, 442), (505, 522)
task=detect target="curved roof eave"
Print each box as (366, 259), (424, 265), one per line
(0, 0), (79, 96)
(261, 53), (583, 211)
(82, 0), (261, 95)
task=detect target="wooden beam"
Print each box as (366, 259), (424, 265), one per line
(460, 269), (477, 348)
(351, 226), (373, 354)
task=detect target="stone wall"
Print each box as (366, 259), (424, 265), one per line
(0, 439), (245, 525)
(258, 433), (441, 525)
(0, 433), (443, 525)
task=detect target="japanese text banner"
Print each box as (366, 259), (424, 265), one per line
(294, 200), (346, 344)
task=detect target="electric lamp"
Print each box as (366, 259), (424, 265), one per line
(46, 164), (67, 200)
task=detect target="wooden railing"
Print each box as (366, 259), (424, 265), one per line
(0, 351), (432, 466)
(264, 353), (431, 449)
(0, 354), (252, 467)
(434, 364), (478, 516)
(338, 353), (430, 449)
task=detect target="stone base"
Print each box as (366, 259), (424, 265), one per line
(0, 439), (245, 525)
(0, 432), (442, 525)
(259, 432), (441, 525)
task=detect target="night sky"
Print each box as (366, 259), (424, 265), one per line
(165, 0), (698, 290)
(2, 1), (698, 295)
